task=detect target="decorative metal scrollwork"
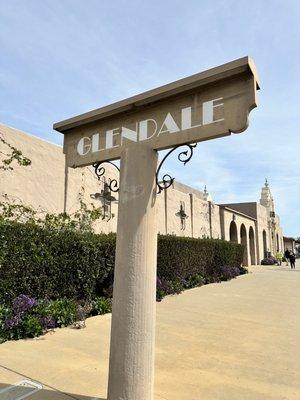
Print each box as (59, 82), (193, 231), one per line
(93, 161), (120, 192)
(156, 143), (197, 194)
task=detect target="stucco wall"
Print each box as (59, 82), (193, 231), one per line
(273, 215), (284, 253)
(156, 191), (167, 234)
(0, 124), (119, 233)
(283, 237), (295, 252)
(211, 203), (221, 239)
(65, 164), (119, 234)
(160, 182), (221, 239)
(164, 186), (193, 236)
(190, 195), (210, 238)
(0, 124), (65, 213)
(0, 123), (285, 265)
(255, 204), (269, 261)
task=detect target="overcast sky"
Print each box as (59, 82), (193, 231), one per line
(0, 0), (299, 236)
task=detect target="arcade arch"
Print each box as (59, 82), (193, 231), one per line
(262, 230), (267, 258)
(229, 220), (238, 243)
(240, 224), (248, 266)
(249, 226), (256, 265)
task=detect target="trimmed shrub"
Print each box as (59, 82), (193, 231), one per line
(0, 222), (115, 304)
(157, 235), (244, 285)
(0, 222), (244, 305)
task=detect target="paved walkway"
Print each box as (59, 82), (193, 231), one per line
(0, 262), (299, 400)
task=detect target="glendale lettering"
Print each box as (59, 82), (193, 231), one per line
(77, 97), (224, 156)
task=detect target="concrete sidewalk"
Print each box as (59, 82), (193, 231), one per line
(0, 262), (299, 400)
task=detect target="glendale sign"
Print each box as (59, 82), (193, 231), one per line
(55, 56), (259, 168)
(76, 96), (224, 156)
(54, 56), (259, 400)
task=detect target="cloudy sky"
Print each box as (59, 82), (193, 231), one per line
(0, 0), (299, 236)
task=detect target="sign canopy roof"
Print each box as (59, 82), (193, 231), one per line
(54, 56), (259, 133)
(54, 56), (260, 168)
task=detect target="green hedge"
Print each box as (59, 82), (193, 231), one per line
(157, 235), (244, 283)
(0, 222), (116, 304)
(0, 222), (244, 305)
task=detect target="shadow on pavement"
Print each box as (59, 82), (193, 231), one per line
(0, 382), (106, 400)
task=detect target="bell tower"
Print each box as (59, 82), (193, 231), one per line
(260, 178), (275, 213)
(203, 185), (212, 202)
(260, 179), (277, 254)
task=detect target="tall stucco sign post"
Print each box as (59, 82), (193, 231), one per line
(54, 56), (259, 400)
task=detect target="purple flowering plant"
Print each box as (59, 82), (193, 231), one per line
(13, 294), (36, 315)
(1, 296), (109, 342)
(0, 294), (45, 341)
(219, 265), (241, 281)
(4, 314), (21, 330)
(39, 316), (56, 329)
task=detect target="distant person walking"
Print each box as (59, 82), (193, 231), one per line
(284, 249), (291, 266)
(276, 250), (283, 266)
(289, 252), (296, 269)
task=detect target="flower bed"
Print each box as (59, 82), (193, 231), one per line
(0, 221), (245, 341)
(0, 294), (112, 342)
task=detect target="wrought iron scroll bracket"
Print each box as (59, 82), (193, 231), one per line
(156, 143), (197, 194)
(93, 161), (120, 192)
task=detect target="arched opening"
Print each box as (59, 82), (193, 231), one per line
(262, 230), (267, 258)
(276, 233), (279, 251)
(249, 226), (256, 265)
(229, 221), (238, 243)
(240, 224), (248, 266)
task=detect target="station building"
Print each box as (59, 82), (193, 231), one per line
(0, 123), (285, 266)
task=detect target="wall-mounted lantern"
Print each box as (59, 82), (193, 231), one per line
(90, 176), (118, 221)
(176, 201), (188, 230)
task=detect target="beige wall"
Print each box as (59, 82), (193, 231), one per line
(256, 203), (270, 261)
(160, 182), (221, 239)
(164, 185), (193, 237)
(0, 123), (285, 265)
(65, 163), (119, 234)
(283, 237), (295, 252)
(1, 124), (66, 214)
(255, 204), (284, 260)
(0, 124), (119, 233)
